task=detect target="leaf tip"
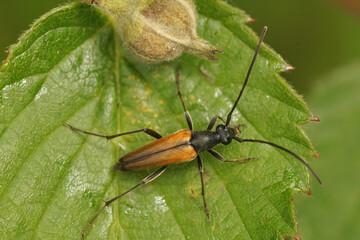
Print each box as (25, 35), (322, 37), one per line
(286, 65), (295, 71)
(286, 234), (301, 240)
(310, 115), (320, 122)
(248, 17), (255, 22)
(314, 153), (320, 159)
(1, 47), (12, 68)
(278, 64), (295, 73)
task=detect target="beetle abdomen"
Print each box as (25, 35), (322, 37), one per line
(115, 130), (197, 171)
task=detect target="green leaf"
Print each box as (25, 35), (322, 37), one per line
(295, 61), (360, 239)
(0, 2), (318, 239)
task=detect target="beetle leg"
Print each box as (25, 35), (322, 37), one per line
(175, 67), (194, 131)
(208, 149), (257, 162)
(81, 166), (167, 240)
(207, 115), (228, 130)
(207, 115), (218, 130)
(197, 155), (210, 221)
(64, 122), (162, 140)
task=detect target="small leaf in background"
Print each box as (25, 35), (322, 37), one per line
(0, 1), (319, 239)
(295, 61), (360, 240)
(228, 0), (360, 95)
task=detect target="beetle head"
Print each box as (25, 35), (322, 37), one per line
(216, 124), (242, 145)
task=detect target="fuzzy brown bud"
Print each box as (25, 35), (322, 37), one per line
(91, 0), (222, 63)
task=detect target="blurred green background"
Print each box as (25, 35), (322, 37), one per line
(1, 0), (359, 239)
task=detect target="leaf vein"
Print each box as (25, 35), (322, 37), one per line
(0, 23), (113, 203)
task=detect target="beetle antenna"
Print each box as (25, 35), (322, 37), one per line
(233, 137), (322, 185)
(226, 26), (268, 126)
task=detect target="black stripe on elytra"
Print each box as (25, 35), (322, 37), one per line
(121, 142), (194, 165)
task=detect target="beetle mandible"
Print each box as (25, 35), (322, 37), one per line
(65, 26), (322, 239)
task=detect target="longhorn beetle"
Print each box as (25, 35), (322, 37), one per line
(65, 26), (322, 239)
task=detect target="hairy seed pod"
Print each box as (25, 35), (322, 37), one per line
(90, 0), (222, 63)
